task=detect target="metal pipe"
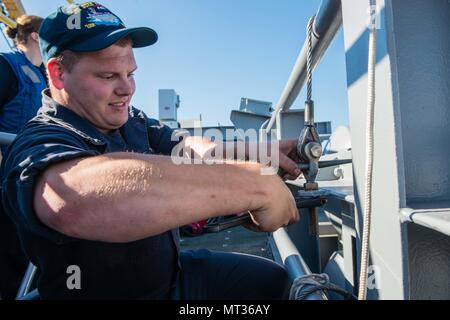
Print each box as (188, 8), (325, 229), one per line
(296, 159), (353, 170)
(2, 0), (26, 20)
(267, 0), (342, 132)
(16, 263), (37, 299)
(0, 11), (17, 28)
(272, 228), (327, 300)
(0, 132), (16, 145)
(305, 100), (315, 125)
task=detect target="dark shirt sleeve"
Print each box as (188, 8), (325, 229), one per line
(147, 118), (183, 156)
(0, 56), (19, 108)
(1, 124), (101, 244)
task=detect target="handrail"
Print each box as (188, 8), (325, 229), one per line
(272, 228), (327, 300)
(0, 11), (17, 28)
(266, 0), (342, 132)
(2, 0), (26, 21)
(16, 263), (37, 300)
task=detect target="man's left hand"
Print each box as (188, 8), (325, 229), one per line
(278, 140), (302, 181)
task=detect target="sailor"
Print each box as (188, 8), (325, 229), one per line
(1, 2), (301, 300)
(0, 15), (46, 145)
(0, 14), (45, 300)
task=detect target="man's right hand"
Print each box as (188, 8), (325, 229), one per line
(247, 174), (300, 232)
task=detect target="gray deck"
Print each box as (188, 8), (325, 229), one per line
(180, 226), (273, 259)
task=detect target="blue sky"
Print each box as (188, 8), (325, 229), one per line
(1, 0), (349, 129)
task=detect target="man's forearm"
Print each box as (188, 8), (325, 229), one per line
(34, 152), (270, 243)
(182, 136), (273, 162)
(223, 141), (275, 162)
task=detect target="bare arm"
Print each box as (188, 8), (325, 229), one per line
(34, 152), (298, 243)
(182, 136), (302, 179)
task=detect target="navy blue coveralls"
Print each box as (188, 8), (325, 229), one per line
(0, 91), (289, 299)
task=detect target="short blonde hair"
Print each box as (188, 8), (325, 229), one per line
(54, 37), (133, 72)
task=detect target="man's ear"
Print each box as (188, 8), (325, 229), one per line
(47, 58), (65, 90)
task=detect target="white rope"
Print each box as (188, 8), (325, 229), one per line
(358, 0), (378, 300)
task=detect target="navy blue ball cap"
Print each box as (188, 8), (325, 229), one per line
(39, 2), (158, 63)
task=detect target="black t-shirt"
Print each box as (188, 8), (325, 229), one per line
(1, 91), (182, 299)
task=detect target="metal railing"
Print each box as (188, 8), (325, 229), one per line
(267, 0), (343, 300)
(272, 228), (328, 300)
(16, 263), (38, 300)
(266, 0), (343, 132)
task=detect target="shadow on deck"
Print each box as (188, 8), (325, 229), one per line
(180, 226), (273, 259)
